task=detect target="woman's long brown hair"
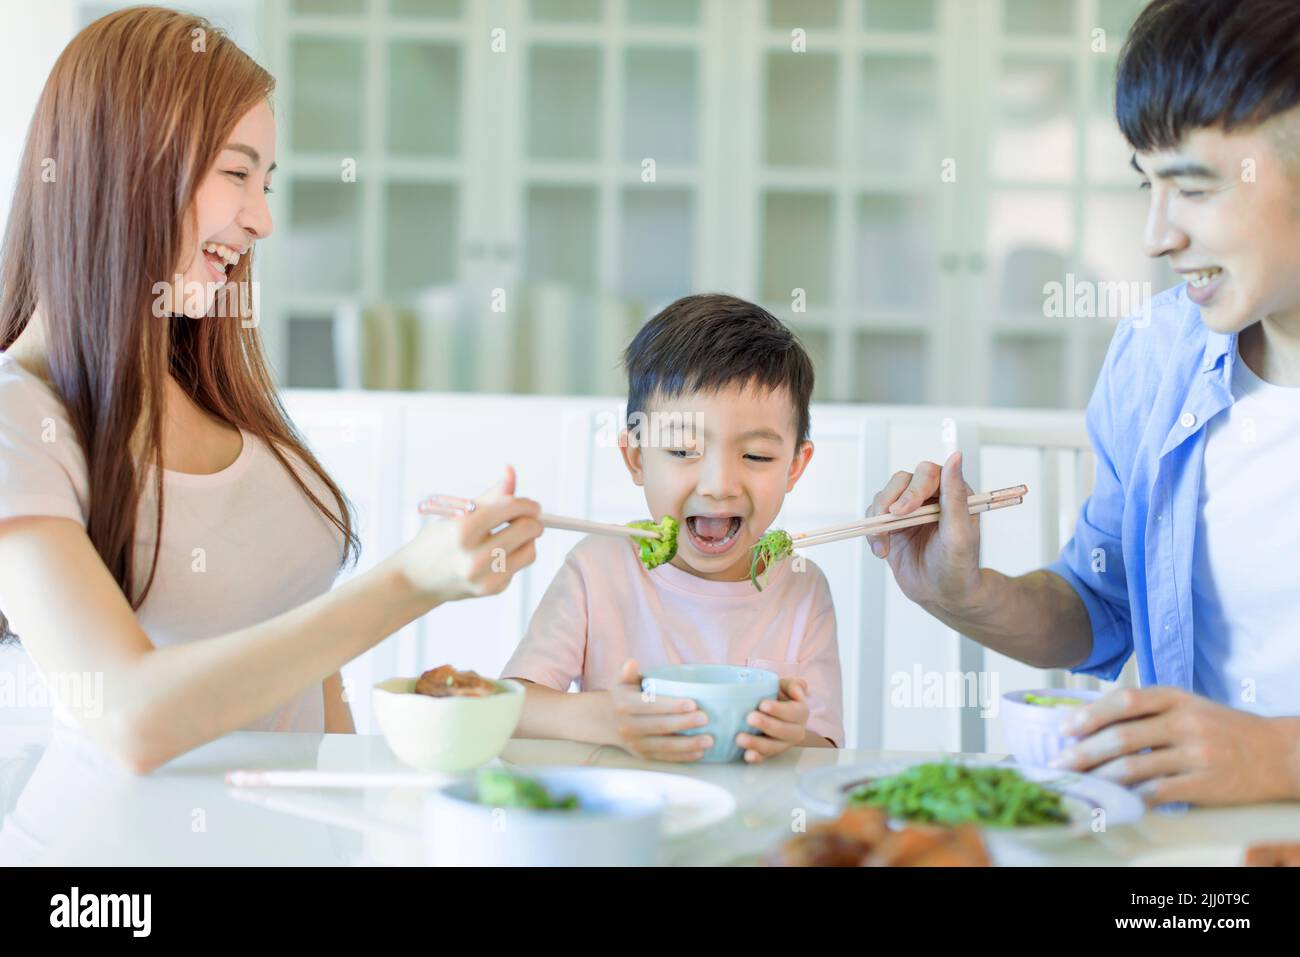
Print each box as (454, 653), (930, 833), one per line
(0, 7), (359, 642)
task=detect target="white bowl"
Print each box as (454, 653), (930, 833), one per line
(425, 767), (665, 866)
(371, 676), (524, 772)
(999, 688), (1104, 767)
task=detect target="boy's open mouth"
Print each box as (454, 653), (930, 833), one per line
(685, 515), (743, 555)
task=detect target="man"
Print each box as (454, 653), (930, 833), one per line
(873, 0), (1300, 806)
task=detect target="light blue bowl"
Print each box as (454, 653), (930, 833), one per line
(641, 664), (780, 763)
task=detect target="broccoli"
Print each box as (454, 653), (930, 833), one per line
(749, 529), (794, 591)
(476, 768), (579, 810)
(626, 515), (679, 569)
(1023, 693), (1085, 708)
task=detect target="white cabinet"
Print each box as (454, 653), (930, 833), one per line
(260, 0), (1171, 410)
(260, 0), (727, 391)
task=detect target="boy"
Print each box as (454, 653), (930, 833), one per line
(504, 294), (843, 761)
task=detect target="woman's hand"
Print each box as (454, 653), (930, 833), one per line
(394, 466), (543, 604)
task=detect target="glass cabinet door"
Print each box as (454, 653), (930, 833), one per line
(261, 0), (480, 387)
(969, 0), (1171, 409)
(481, 0), (713, 395)
(744, 0), (951, 403)
(259, 0), (1167, 409)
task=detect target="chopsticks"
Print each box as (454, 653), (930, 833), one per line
(791, 484), (1027, 549)
(417, 493), (663, 541)
(226, 769), (452, 789)
(415, 483), (1026, 550)
(228, 788), (421, 839)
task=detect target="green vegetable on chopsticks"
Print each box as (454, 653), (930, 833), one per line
(626, 515), (679, 570)
(846, 762), (1069, 828)
(749, 529), (794, 592)
(476, 768), (579, 811)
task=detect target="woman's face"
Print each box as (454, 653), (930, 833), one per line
(172, 100), (276, 319)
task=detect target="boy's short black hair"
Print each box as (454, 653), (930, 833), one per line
(1117, 0), (1300, 151)
(622, 293), (814, 446)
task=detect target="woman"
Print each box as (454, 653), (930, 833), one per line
(0, 7), (542, 772)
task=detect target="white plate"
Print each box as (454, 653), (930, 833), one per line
(797, 757), (1145, 841)
(508, 768), (737, 839)
(1130, 844), (1245, 867)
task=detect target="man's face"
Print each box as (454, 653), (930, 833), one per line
(620, 383), (813, 582)
(1133, 111), (1300, 334)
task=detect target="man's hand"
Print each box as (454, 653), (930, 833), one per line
(865, 451), (1093, 671)
(735, 678), (811, 764)
(1051, 687), (1300, 806)
(867, 451), (984, 616)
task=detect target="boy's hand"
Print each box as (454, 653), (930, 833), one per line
(736, 678), (811, 763)
(604, 659), (714, 763)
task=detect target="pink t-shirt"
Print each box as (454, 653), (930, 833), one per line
(503, 533), (845, 746)
(0, 352), (342, 732)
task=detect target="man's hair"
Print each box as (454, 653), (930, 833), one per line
(622, 293), (815, 446)
(1117, 0), (1300, 151)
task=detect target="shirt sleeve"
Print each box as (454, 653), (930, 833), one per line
(501, 549), (590, 691)
(0, 377), (88, 525)
(796, 573), (845, 747)
(1048, 323), (1135, 681)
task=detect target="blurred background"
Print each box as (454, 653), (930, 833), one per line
(3, 0), (1175, 410)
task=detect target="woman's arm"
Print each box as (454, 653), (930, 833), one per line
(323, 671), (355, 733)
(0, 493), (541, 773)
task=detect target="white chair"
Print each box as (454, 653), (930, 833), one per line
(273, 395), (1143, 753)
(973, 418), (1139, 755)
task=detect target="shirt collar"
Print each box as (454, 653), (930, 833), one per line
(1201, 328), (1235, 372)
(1156, 305), (1237, 460)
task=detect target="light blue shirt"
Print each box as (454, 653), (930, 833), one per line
(1049, 281), (1256, 698)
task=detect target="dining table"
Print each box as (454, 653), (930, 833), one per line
(3, 723), (1298, 866)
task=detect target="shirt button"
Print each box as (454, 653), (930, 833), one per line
(1180, 411), (1196, 428)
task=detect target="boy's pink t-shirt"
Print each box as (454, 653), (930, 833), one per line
(502, 534), (845, 746)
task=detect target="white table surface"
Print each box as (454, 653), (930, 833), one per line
(3, 726), (1298, 866)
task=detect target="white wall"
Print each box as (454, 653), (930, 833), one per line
(0, 1), (262, 230)
(0, 0), (76, 231)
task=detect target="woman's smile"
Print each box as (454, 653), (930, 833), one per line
(200, 241), (243, 283)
